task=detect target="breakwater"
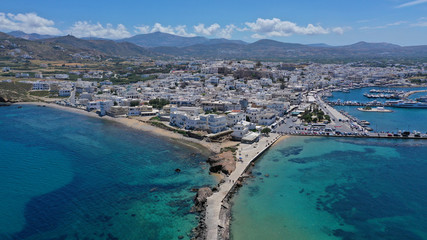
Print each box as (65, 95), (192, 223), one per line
(203, 134), (281, 240)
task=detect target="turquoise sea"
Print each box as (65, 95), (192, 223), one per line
(231, 137), (427, 240)
(328, 87), (427, 132)
(0, 105), (215, 240)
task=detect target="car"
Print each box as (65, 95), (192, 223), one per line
(387, 133), (393, 137)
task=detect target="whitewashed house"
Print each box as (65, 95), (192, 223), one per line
(59, 89), (72, 97)
(32, 81), (50, 91)
(227, 111), (246, 127)
(258, 112), (276, 126)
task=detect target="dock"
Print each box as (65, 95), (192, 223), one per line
(403, 89), (427, 98)
(204, 133), (281, 240)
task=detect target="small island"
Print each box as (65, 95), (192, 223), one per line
(357, 106), (393, 113)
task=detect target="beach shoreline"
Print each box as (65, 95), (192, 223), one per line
(14, 102), (225, 154)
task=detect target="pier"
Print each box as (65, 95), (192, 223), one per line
(327, 101), (388, 107)
(204, 133), (281, 240)
(403, 89), (427, 98)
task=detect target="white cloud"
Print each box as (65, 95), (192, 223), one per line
(134, 25), (150, 34)
(193, 23), (236, 39)
(134, 23), (195, 37)
(194, 23), (220, 36)
(360, 21), (407, 30)
(251, 33), (265, 39)
(411, 21), (427, 27)
(244, 18), (347, 38)
(68, 21), (131, 39)
(0, 12), (62, 35)
(217, 24), (236, 39)
(396, 0), (427, 8)
(411, 17), (427, 26)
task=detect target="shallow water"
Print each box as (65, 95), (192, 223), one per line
(0, 105), (215, 240)
(231, 136), (427, 240)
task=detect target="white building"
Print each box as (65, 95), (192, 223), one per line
(55, 74), (69, 79)
(200, 114), (228, 133)
(59, 89), (71, 97)
(32, 81), (50, 91)
(231, 123), (249, 140)
(258, 112), (276, 126)
(227, 111), (246, 127)
(128, 106), (141, 116)
(246, 107), (262, 123)
(170, 112), (227, 133)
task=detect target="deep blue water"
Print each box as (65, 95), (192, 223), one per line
(328, 87), (427, 104)
(231, 137), (427, 240)
(328, 87), (427, 132)
(0, 105), (215, 240)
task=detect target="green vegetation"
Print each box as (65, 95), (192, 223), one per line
(221, 146), (238, 153)
(130, 100), (140, 107)
(261, 127), (271, 135)
(29, 91), (50, 97)
(150, 116), (161, 121)
(300, 105), (330, 123)
(410, 79), (426, 85)
(205, 110), (218, 114)
(0, 82), (33, 102)
(149, 98), (169, 109)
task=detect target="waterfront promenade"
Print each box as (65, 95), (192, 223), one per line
(204, 133), (281, 240)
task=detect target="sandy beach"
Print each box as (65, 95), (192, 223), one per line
(15, 102), (229, 154)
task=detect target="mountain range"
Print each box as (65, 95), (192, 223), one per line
(2, 31), (427, 62)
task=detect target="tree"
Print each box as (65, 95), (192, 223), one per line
(261, 127), (271, 135)
(149, 98), (170, 109)
(130, 100), (140, 107)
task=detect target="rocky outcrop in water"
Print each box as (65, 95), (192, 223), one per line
(207, 151), (236, 175)
(191, 187), (213, 240)
(192, 187), (213, 212)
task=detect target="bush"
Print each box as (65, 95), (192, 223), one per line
(130, 100), (140, 107)
(149, 98), (169, 109)
(261, 127), (271, 135)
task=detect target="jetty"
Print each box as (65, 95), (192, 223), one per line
(204, 133), (281, 240)
(403, 89), (427, 98)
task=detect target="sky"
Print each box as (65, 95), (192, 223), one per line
(0, 0), (426, 46)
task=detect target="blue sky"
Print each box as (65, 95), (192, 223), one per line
(1, 0), (426, 45)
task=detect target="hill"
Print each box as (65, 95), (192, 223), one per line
(0, 32), (157, 61)
(8, 31), (57, 40)
(152, 39), (427, 61)
(41, 35), (156, 57)
(2, 31), (426, 62)
(119, 32), (247, 48)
